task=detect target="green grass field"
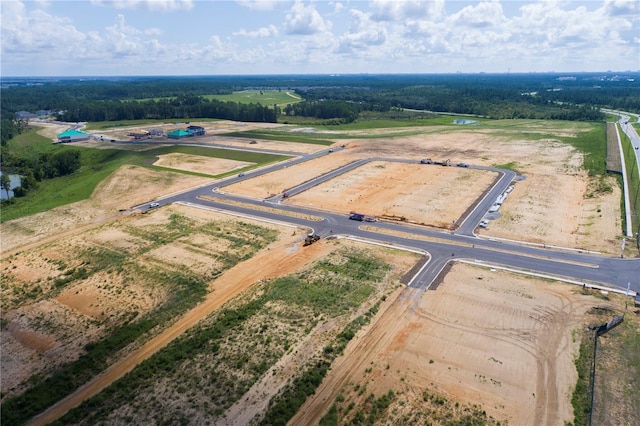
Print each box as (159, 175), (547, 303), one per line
(85, 118), (211, 131)
(619, 125), (640, 234)
(222, 130), (334, 145)
(133, 90), (302, 107)
(205, 90), (302, 107)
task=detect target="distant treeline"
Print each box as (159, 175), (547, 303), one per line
(2, 73), (639, 128)
(58, 96), (278, 124)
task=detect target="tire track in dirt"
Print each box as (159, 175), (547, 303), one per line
(27, 235), (334, 426)
(534, 290), (575, 425)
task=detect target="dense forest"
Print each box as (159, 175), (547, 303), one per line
(2, 73), (639, 130)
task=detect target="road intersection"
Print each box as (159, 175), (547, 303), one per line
(132, 141), (639, 297)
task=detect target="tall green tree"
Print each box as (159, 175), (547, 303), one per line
(0, 172), (11, 199)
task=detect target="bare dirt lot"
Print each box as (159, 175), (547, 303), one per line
(293, 263), (601, 425)
(223, 150), (357, 198)
(289, 161), (497, 227)
(153, 153), (254, 175)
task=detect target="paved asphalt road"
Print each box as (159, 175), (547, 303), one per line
(133, 144), (639, 295)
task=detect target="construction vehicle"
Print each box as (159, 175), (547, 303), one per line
(303, 233), (320, 246)
(349, 212), (365, 221)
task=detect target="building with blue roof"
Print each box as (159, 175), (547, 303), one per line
(57, 129), (90, 143)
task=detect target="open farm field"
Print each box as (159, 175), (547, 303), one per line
(204, 89), (302, 106)
(127, 90), (302, 106)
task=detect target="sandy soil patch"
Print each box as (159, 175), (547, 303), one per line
(143, 242), (224, 276)
(197, 196), (324, 222)
(31, 121), (72, 141)
(293, 263), (599, 425)
(153, 153), (254, 175)
(1, 299), (114, 396)
(188, 135), (326, 154)
(290, 161), (497, 228)
(223, 151), (357, 198)
(479, 172), (621, 253)
(222, 241), (418, 425)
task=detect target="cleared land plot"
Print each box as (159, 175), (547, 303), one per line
(0, 205), (283, 410)
(339, 123), (621, 253)
(289, 161), (498, 228)
(223, 151), (357, 198)
(477, 170), (621, 253)
(22, 239), (418, 426)
(153, 153), (254, 175)
(294, 263), (601, 425)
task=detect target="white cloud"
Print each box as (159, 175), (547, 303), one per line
(510, 1), (624, 48)
(336, 9), (387, 54)
(449, 0), (505, 28)
(285, 0), (332, 35)
(236, 0), (282, 11)
(1, 0), (638, 76)
(1, 2), (86, 54)
(233, 24), (279, 38)
(371, 0), (444, 21)
(330, 2), (345, 15)
(90, 0), (194, 11)
(603, 0), (638, 16)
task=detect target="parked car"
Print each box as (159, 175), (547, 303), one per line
(479, 220), (489, 228)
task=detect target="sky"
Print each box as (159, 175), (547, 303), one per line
(1, 0), (639, 77)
